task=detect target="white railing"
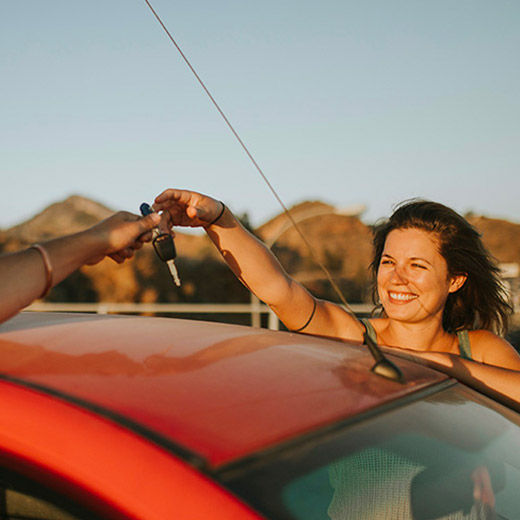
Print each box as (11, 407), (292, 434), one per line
(25, 301), (375, 330)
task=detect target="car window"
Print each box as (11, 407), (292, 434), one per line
(0, 487), (78, 520)
(223, 385), (520, 520)
(0, 475), (92, 520)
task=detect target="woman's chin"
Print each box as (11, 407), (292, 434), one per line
(383, 302), (420, 321)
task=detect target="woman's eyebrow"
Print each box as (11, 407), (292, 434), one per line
(382, 253), (434, 266)
(410, 256), (434, 266)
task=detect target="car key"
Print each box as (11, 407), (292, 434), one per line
(140, 203), (181, 287)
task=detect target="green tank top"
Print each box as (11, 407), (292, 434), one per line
(359, 318), (472, 360)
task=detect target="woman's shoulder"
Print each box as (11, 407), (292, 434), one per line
(468, 329), (520, 368)
(308, 299), (366, 342)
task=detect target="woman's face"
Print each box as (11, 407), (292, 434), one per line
(377, 228), (465, 324)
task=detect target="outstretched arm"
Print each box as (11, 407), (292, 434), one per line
(387, 337), (520, 411)
(0, 211), (160, 324)
(153, 188), (364, 339)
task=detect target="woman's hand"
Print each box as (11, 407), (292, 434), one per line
(84, 211), (161, 265)
(0, 210), (161, 324)
(153, 189), (224, 229)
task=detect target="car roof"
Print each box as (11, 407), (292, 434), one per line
(0, 312), (447, 468)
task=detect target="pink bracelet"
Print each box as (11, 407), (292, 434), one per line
(30, 244), (53, 298)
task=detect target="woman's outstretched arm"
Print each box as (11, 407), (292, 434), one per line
(387, 334), (520, 410)
(0, 211), (160, 324)
(154, 188), (364, 339)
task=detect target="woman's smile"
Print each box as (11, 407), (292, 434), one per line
(388, 291), (419, 303)
(377, 228), (458, 323)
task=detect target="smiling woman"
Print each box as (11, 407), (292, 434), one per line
(153, 189), (520, 407)
(376, 227), (467, 328)
(370, 200), (512, 336)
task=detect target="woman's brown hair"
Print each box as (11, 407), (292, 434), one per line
(370, 199), (512, 335)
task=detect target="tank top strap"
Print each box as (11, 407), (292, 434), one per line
(360, 318), (378, 345)
(457, 330), (472, 360)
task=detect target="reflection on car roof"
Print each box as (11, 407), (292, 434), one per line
(0, 312), (446, 467)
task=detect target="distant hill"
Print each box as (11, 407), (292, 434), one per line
(0, 194), (219, 258)
(0, 195), (245, 305)
(257, 201), (373, 302)
(0, 195), (114, 251)
(1, 196), (520, 308)
(467, 215), (520, 264)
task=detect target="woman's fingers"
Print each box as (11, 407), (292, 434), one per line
(154, 188), (189, 206)
(153, 188), (223, 227)
(84, 211), (161, 265)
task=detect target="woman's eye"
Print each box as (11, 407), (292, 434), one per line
(411, 263), (426, 269)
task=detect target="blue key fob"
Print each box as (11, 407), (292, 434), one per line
(140, 203), (154, 216)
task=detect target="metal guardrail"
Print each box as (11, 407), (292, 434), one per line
(25, 302), (375, 330)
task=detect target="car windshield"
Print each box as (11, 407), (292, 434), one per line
(222, 384), (520, 520)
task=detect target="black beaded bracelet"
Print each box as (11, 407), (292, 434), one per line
(205, 201), (226, 228)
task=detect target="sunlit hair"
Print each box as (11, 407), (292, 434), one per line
(369, 199), (512, 335)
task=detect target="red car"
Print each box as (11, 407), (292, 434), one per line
(0, 311), (519, 519)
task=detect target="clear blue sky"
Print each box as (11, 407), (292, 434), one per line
(2, 0), (519, 229)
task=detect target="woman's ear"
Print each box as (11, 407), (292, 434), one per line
(448, 274), (467, 293)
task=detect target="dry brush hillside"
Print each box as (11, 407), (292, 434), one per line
(1, 196), (519, 307)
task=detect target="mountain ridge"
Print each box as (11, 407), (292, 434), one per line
(1, 195), (519, 308)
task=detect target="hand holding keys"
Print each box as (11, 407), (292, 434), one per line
(140, 203), (181, 287)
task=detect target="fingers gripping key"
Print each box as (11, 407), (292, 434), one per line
(140, 203), (181, 287)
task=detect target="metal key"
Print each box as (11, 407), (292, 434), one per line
(140, 203), (181, 287)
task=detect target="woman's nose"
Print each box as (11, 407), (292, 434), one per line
(390, 265), (408, 284)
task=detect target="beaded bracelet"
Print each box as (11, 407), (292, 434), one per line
(30, 244), (53, 298)
(205, 201), (226, 228)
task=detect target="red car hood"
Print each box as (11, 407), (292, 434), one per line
(0, 312), (446, 467)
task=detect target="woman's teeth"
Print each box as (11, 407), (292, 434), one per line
(389, 292), (418, 301)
